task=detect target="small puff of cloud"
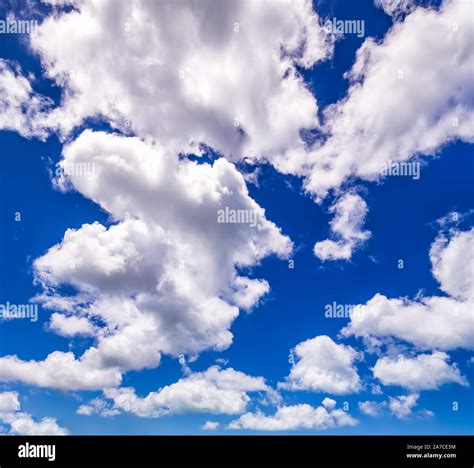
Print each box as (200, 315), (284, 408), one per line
(314, 192), (371, 261)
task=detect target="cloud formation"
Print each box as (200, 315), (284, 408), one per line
(304, 0), (474, 198)
(342, 228), (474, 351)
(0, 391), (69, 435)
(30, 0), (332, 163)
(228, 398), (357, 431)
(100, 367), (273, 418)
(373, 352), (468, 390)
(314, 192), (371, 261)
(281, 335), (362, 395)
(0, 130), (291, 390)
(0, 59), (50, 139)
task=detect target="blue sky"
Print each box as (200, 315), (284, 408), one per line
(0, 0), (472, 435)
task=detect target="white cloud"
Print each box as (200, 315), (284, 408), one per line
(49, 312), (95, 337)
(102, 366), (272, 418)
(230, 277), (270, 311)
(6, 0), (472, 204)
(23, 0), (471, 199)
(388, 393), (419, 420)
(6, 413), (69, 435)
(430, 228), (474, 301)
(322, 397), (337, 410)
(371, 384), (383, 395)
(314, 192), (371, 261)
(342, 229), (474, 351)
(0, 130), (291, 390)
(304, 0), (474, 198)
(41, 0), (81, 5)
(375, 0), (415, 17)
(0, 391), (21, 414)
(0, 391), (69, 435)
(280, 335), (362, 395)
(202, 421), (219, 431)
(0, 351), (122, 390)
(30, 0), (332, 163)
(77, 398), (120, 417)
(342, 294), (474, 351)
(359, 394), (435, 420)
(0, 59), (51, 139)
(358, 400), (386, 417)
(228, 400), (357, 431)
(373, 352), (468, 390)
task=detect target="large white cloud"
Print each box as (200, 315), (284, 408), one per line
(0, 351), (122, 390)
(21, 0), (472, 197)
(342, 229), (474, 351)
(373, 352), (468, 390)
(0, 391), (69, 435)
(280, 335), (362, 395)
(304, 0), (474, 198)
(100, 366), (273, 418)
(228, 399), (357, 431)
(314, 192), (371, 261)
(29, 0), (332, 163)
(0, 130), (292, 390)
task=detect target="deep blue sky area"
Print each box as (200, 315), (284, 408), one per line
(0, 0), (472, 435)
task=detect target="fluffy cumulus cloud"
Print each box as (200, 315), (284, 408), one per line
(0, 391), (20, 414)
(342, 228), (474, 351)
(358, 400), (386, 417)
(281, 335), (362, 395)
(29, 0), (332, 164)
(0, 391), (69, 435)
(373, 352), (468, 390)
(387, 394), (419, 420)
(202, 421), (220, 431)
(0, 59), (51, 139)
(0, 130), (291, 390)
(77, 398), (120, 417)
(314, 192), (371, 261)
(304, 0), (474, 198)
(228, 398), (357, 431)
(0, 351), (122, 390)
(97, 367), (273, 418)
(430, 228), (474, 302)
(48, 312), (95, 337)
(26, 0), (472, 196)
(358, 393), (422, 419)
(359, 394), (434, 420)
